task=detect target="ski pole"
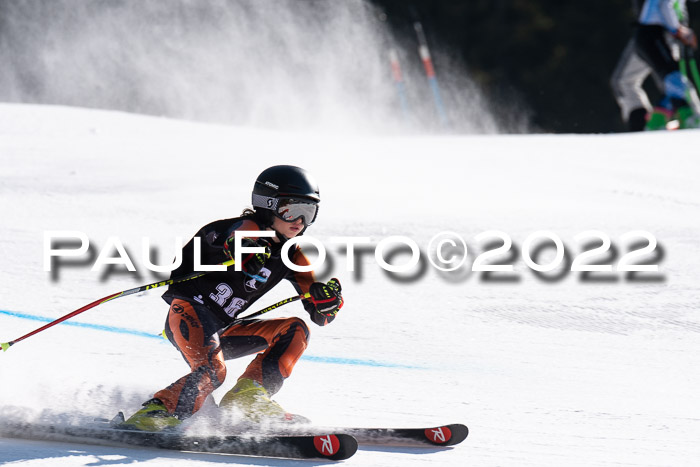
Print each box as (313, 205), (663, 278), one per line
(688, 52), (700, 92)
(376, 7), (412, 124)
(410, 12), (449, 128)
(388, 47), (412, 123)
(679, 44), (700, 114)
(218, 292), (312, 334)
(673, 1), (700, 103)
(234, 293), (311, 322)
(1, 259), (236, 352)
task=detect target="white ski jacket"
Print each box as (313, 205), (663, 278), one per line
(639, 0), (687, 32)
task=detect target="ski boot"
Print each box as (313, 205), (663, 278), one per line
(628, 107), (649, 132)
(675, 106), (700, 129)
(219, 378), (308, 424)
(120, 398), (182, 432)
(645, 107), (674, 131)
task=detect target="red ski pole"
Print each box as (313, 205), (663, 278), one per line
(1, 259), (236, 352)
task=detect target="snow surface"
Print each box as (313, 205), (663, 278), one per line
(1, 104), (700, 466)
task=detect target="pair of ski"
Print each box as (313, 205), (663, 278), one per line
(3, 416), (468, 461)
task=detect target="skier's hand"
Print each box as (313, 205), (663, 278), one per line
(224, 237), (271, 276)
(675, 25), (698, 49)
(308, 278), (344, 317)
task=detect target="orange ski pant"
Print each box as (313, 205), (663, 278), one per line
(154, 298), (309, 419)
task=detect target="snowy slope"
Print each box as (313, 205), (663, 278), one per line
(1, 104), (700, 466)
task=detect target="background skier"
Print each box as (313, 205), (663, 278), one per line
(611, 1), (663, 131)
(632, 0), (700, 130)
(121, 165), (344, 431)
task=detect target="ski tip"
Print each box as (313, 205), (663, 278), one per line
(1, 342), (11, 352)
(423, 424), (469, 446)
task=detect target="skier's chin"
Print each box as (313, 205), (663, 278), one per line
(270, 226), (302, 242)
(270, 216), (306, 240)
(279, 230), (302, 241)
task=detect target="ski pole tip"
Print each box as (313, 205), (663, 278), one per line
(1, 342), (11, 352)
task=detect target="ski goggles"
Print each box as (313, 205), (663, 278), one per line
(274, 198), (319, 226)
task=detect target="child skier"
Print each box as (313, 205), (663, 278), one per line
(634, 0), (700, 130)
(121, 165), (343, 431)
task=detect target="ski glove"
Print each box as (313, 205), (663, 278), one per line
(223, 237), (271, 277)
(675, 26), (698, 49)
(308, 278), (344, 317)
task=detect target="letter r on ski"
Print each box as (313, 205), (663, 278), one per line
(320, 435), (335, 454)
(431, 427), (446, 443)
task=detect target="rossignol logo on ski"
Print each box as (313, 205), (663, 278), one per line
(313, 434), (340, 456)
(424, 426), (452, 444)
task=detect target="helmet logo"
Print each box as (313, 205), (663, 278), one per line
(264, 181), (280, 189)
(266, 198), (274, 208)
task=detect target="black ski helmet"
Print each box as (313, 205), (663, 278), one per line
(251, 165), (320, 230)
